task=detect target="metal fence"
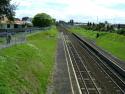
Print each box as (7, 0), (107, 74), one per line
(0, 27), (51, 49)
(0, 32), (26, 49)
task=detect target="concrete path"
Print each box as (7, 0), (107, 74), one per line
(47, 32), (72, 94)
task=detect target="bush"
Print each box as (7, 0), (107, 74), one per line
(32, 13), (54, 27)
(117, 29), (125, 35)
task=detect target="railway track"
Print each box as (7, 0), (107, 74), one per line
(59, 26), (125, 94)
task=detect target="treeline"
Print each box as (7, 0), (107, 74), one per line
(82, 21), (125, 35)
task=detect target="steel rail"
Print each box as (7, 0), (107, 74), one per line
(71, 33), (125, 93)
(63, 31), (101, 94)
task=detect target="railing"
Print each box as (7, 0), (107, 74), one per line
(0, 26), (51, 49)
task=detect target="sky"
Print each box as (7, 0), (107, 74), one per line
(11, 0), (125, 23)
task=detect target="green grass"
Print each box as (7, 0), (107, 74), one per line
(70, 27), (125, 61)
(0, 26), (58, 94)
(0, 37), (5, 44)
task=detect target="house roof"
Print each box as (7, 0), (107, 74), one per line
(14, 20), (25, 25)
(0, 16), (25, 25)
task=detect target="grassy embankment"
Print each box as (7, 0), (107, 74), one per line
(70, 27), (125, 61)
(0, 26), (58, 94)
(0, 38), (5, 44)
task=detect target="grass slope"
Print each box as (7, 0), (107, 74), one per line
(0, 38), (5, 44)
(0, 26), (58, 94)
(70, 27), (125, 61)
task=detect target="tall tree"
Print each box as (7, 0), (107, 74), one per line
(0, 0), (16, 20)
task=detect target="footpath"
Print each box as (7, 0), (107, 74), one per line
(47, 32), (72, 94)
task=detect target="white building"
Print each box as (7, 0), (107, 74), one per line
(0, 16), (25, 29)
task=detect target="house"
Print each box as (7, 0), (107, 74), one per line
(0, 16), (25, 30)
(0, 16), (13, 29)
(14, 18), (25, 29)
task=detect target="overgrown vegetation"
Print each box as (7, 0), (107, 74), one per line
(70, 26), (125, 61)
(0, 26), (57, 94)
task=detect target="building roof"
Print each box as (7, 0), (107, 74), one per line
(14, 20), (25, 25)
(0, 16), (25, 25)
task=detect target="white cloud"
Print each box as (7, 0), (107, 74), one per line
(11, 0), (125, 23)
(92, 0), (125, 6)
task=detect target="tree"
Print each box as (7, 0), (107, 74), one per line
(32, 13), (53, 27)
(52, 18), (56, 24)
(0, 0), (16, 20)
(117, 24), (121, 30)
(87, 22), (92, 30)
(69, 19), (74, 25)
(22, 17), (29, 21)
